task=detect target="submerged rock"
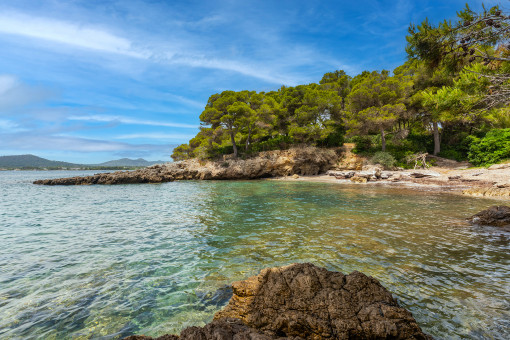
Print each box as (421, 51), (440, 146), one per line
(469, 206), (510, 227)
(34, 147), (339, 185)
(124, 263), (431, 340)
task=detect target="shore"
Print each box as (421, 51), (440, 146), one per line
(32, 146), (510, 199)
(273, 164), (510, 199)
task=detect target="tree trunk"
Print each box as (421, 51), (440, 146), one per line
(432, 121), (440, 156)
(245, 126), (251, 151)
(381, 128), (386, 152)
(230, 131), (238, 158)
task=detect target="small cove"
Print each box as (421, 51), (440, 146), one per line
(0, 171), (508, 339)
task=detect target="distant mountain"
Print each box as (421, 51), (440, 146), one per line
(0, 155), (167, 169)
(0, 155), (79, 168)
(95, 158), (166, 167)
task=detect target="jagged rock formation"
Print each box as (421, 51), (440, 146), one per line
(123, 263), (431, 340)
(469, 206), (510, 227)
(34, 147), (340, 185)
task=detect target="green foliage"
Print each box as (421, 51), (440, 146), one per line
(171, 144), (193, 161)
(468, 129), (510, 166)
(371, 152), (396, 169)
(250, 136), (294, 153)
(351, 135), (374, 153)
(171, 4), (506, 166)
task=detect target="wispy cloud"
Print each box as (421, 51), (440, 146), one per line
(0, 132), (171, 153)
(68, 114), (198, 129)
(0, 9), (334, 85)
(0, 118), (19, 131)
(0, 12), (148, 58)
(0, 74), (52, 111)
(114, 132), (196, 140)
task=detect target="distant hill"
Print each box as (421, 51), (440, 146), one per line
(95, 158), (166, 167)
(0, 155), (79, 168)
(0, 155), (167, 169)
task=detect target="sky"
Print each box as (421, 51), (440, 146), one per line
(0, 0), (502, 163)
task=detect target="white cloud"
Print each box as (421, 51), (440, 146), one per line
(0, 118), (18, 130)
(0, 11), (310, 84)
(0, 132), (171, 153)
(0, 75), (18, 95)
(68, 114), (198, 129)
(114, 133), (196, 140)
(0, 12), (148, 58)
(0, 74), (52, 112)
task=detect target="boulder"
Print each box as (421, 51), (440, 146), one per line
(123, 318), (269, 340)
(469, 206), (510, 227)
(350, 176), (368, 183)
(124, 263), (431, 340)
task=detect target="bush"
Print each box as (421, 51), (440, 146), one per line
(371, 152), (396, 169)
(351, 135), (373, 153)
(250, 135), (294, 153)
(468, 128), (510, 166)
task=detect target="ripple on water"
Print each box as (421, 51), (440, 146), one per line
(0, 171), (509, 339)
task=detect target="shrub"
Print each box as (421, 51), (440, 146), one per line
(371, 152), (397, 169)
(468, 129), (510, 166)
(351, 135), (373, 153)
(250, 135), (294, 153)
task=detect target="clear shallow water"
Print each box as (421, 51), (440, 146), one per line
(0, 171), (509, 339)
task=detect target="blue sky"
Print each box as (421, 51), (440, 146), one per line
(0, 0), (500, 163)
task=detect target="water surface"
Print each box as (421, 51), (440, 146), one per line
(0, 171), (508, 339)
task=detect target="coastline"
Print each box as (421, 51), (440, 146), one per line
(271, 166), (510, 200)
(31, 146), (510, 199)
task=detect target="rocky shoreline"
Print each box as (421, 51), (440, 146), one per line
(33, 146), (509, 199)
(33, 147), (339, 185)
(123, 263), (432, 339)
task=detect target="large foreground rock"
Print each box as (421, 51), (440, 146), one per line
(124, 263), (431, 339)
(34, 147), (339, 185)
(469, 206), (510, 227)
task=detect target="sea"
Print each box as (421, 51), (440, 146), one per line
(0, 170), (509, 339)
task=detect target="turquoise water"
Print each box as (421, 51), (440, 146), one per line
(0, 171), (509, 339)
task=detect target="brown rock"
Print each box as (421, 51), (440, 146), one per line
(34, 147), (340, 185)
(469, 206), (510, 227)
(123, 264), (431, 340)
(462, 187), (510, 197)
(214, 263), (430, 339)
(350, 176), (368, 183)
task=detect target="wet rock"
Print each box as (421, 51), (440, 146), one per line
(469, 206), (510, 227)
(462, 187), (510, 198)
(214, 263), (431, 339)
(124, 263), (431, 340)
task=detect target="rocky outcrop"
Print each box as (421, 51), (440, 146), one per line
(124, 318), (270, 340)
(34, 147), (340, 185)
(334, 143), (364, 170)
(462, 186), (510, 198)
(33, 165), (175, 185)
(124, 263), (431, 340)
(469, 206), (510, 227)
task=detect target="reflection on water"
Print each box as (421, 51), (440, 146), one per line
(0, 171), (509, 339)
